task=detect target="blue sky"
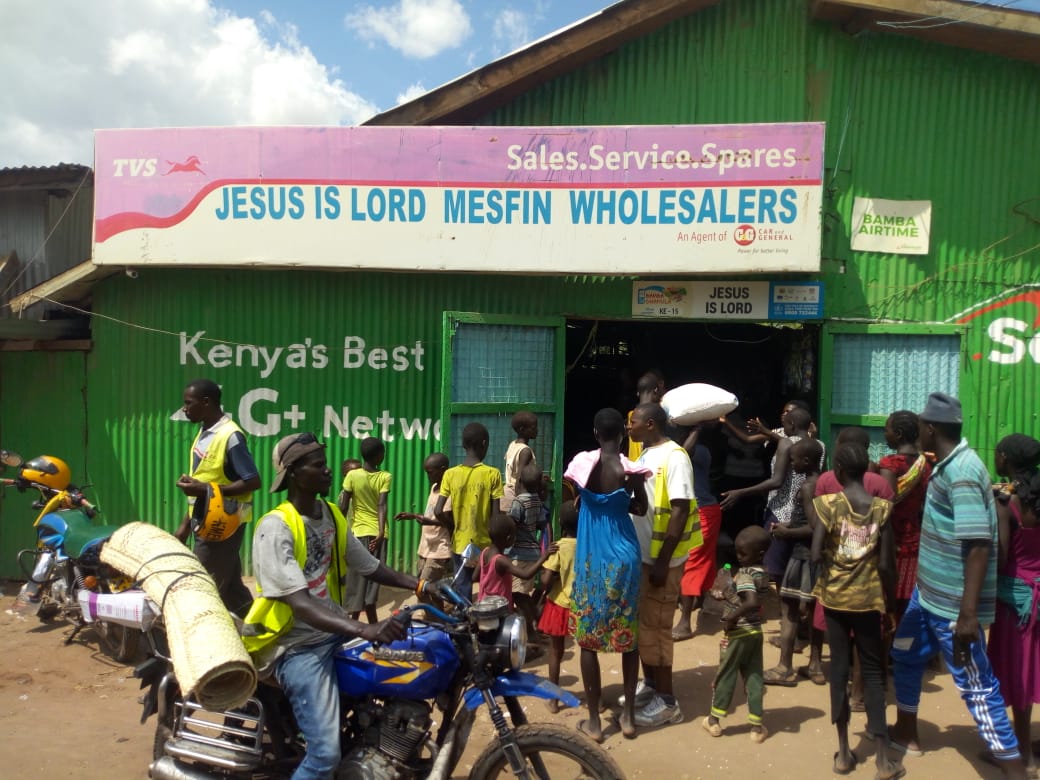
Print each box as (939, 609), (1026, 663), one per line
(1, 0), (1037, 167)
(220, 1), (611, 109)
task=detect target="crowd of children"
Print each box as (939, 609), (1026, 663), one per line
(335, 390), (1040, 779)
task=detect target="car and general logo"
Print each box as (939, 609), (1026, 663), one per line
(734, 224), (756, 246)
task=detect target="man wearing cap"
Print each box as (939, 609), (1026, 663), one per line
(249, 432), (438, 780)
(889, 392), (1027, 778)
(175, 378), (260, 618)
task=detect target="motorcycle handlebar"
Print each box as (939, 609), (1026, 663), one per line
(391, 602), (462, 626)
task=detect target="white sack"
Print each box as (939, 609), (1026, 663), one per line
(661, 383), (739, 426)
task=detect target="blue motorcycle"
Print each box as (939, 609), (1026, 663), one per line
(141, 589), (624, 779)
(2, 449), (148, 662)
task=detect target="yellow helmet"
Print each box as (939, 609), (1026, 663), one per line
(22, 455), (71, 490)
(191, 483), (242, 542)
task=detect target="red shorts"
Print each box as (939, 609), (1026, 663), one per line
(680, 503), (722, 597)
(538, 599), (572, 637)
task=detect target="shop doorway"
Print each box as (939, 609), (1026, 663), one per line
(562, 319), (819, 548)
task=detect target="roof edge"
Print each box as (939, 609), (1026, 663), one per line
(7, 260), (117, 314)
(365, 0), (720, 126)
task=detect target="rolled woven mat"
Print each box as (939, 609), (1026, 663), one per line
(101, 522), (257, 710)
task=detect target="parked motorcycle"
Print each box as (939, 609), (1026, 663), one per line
(140, 588), (625, 779)
(1, 448), (150, 662)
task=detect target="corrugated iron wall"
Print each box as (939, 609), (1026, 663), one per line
(0, 350), (88, 578)
(81, 269), (634, 573)
(0, 186), (93, 296)
(486, 0), (1040, 455)
(3, 0), (1038, 575)
(491, 0), (807, 126)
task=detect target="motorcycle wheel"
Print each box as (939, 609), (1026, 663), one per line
(94, 620), (140, 663)
(467, 723), (626, 780)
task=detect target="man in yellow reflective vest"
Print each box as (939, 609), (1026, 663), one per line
(175, 378), (260, 618)
(627, 402), (703, 729)
(250, 432), (437, 780)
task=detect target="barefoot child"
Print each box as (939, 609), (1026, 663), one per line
(564, 407), (651, 742)
(434, 422), (503, 601)
(502, 411), (539, 511)
(339, 438), (390, 624)
(509, 463), (550, 636)
(539, 500), (578, 713)
(702, 524), (772, 743)
(776, 438), (825, 686)
(811, 443), (903, 779)
(394, 453), (453, 604)
(477, 513), (555, 605)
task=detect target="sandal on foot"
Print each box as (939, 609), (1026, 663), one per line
(576, 719), (604, 744)
(762, 667), (798, 686)
(767, 635), (806, 653)
(750, 724), (769, 744)
(701, 716), (723, 737)
(832, 751), (860, 775)
(797, 665), (827, 686)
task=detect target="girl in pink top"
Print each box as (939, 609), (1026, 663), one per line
(478, 513), (554, 606)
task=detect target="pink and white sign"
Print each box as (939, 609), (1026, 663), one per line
(94, 124), (824, 274)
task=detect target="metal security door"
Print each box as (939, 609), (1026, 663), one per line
(440, 313), (565, 509)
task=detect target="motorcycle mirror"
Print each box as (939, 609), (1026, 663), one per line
(1, 450), (24, 469)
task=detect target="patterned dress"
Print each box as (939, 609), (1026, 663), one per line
(571, 486), (641, 653)
(988, 502), (1040, 710)
(878, 453), (931, 600)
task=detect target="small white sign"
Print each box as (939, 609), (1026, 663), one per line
(851, 197), (931, 255)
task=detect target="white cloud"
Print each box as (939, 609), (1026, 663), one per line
(0, 0), (379, 167)
(493, 9), (532, 54)
(396, 82), (428, 105)
(346, 0), (472, 59)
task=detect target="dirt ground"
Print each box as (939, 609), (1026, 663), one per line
(0, 580), (1022, 779)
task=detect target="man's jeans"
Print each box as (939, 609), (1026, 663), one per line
(892, 588), (1020, 761)
(275, 635), (343, 779)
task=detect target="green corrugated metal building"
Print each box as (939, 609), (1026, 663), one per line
(2, 0), (1038, 577)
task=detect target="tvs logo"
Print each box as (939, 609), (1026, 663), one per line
(163, 155), (206, 175)
(956, 289), (1040, 364)
(111, 155), (205, 177)
(734, 225), (756, 246)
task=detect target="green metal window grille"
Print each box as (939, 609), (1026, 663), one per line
(832, 424), (891, 468)
(451, 324), (555, 404)
(440, 314), (565, 506)
(448, 412), (556, 471)
(831, 333), (960, 417)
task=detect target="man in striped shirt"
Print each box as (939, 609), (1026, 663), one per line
(889, 392), (1027, 779)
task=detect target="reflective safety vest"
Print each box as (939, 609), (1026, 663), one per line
(241, 500), (349, 654)
(189, 417), (254, 520)
(650, 442), (703, 560)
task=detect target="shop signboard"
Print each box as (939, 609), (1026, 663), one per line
(94, 124), (824, 274)
(632, 280), (823, 320)
(851, 197), (931, 255)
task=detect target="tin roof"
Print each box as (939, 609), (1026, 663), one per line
(366, 0), (1040, 127)
(0, 163), (93, 191)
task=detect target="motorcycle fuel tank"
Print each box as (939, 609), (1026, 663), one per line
(335, 623), (460, 700)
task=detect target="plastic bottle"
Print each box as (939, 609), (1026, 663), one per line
(709, 563), (735, 601)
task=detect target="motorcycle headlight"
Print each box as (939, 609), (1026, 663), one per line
(499, 614), (527, 671)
